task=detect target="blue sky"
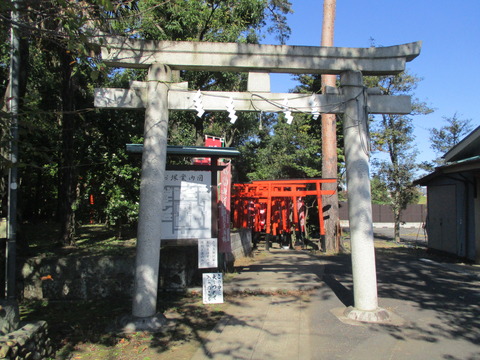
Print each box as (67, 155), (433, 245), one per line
(265, 0), (480, 167)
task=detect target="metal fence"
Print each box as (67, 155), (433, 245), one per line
(338, 202), (427, 223)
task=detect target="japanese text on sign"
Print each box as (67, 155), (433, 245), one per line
(198, 238), (218, 269)
(162, 171), (212, 239)
(202, 273), (223, 304)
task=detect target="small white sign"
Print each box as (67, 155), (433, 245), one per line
(202, 273), (223, 304)
(198, 238), (218, 269)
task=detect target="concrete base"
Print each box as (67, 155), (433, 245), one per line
(117, 313), (168, 333)
(344, 306), (391, 323)
(330, 306), (405, 326)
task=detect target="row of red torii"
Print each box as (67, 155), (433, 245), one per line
(232, 179), (337, 242)
(94, 36), (422, 328)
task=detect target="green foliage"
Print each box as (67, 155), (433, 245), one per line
(368, 71), (432, 241)
(98, 151), (140, 232)
(291, 73), (345, 174)
(1, 0), (146, 234)
(0, 20), (9, 97)
(429, 113), (473, 163)
(1, 0), (294, 246)
(245, 113), (322, 180)
(0, 0), (132, 244)
(0, 3), (12, 187)
(370, 176), (390, 205)
(132, 0), (291, 43)
(115, 0), (294, 174)
(126, 0), (294, 179)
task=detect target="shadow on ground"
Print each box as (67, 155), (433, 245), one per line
(19, 240), (480, 360)
(319, 245), (480, 357)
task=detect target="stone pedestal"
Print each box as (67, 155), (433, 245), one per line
(343, 306), (390, 323)
(118, 313), (168, 333)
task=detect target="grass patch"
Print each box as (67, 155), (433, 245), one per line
(19, 223), (137, 258)
(417, 195), (427, 205)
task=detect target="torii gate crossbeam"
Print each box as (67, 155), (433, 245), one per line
(99, 36), (421, 75)
(95, 87), (411, 115)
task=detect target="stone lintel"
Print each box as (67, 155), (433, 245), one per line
(130, 80), (188, 90)
(168, 91), (347, 113)
(95, 88), (411, 115)
(366, 87), (383, 95)
(368, 95), (411, 114)
(98, 37), (421, 75)
(95, 88), (146, 109)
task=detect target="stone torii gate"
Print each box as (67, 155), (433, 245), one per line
(94, 37), (421, 329)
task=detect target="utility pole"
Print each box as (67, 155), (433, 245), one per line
(320, 0), (339, 252)
(6, 0), (20, 300)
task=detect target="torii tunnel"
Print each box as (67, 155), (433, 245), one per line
(232, 179), (336, 248)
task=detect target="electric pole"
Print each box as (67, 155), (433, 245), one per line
(320, 0), (339, 252)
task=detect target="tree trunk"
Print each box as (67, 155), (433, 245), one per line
(58, 51), (76, 246)
(393, 208), (401, 243)
(194, 116), (204, 146)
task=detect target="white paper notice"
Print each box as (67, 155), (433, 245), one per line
(198, 238), (218, 269)
(202, 273), (223, 304)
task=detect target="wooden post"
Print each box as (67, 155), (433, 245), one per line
(321, 0), (339, 253)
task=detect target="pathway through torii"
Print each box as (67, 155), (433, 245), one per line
(95, 37), (421, 329)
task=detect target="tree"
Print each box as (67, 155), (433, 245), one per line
(369, 71), (432, 242)
(238, 109), (327, 241)
(429, 113), (473, 164)
(131, 0), (291, 43)
(1, 0), (294, 247)
(370, 175), (390, 205)
(0, 0), (142, 245)
(288, 73), (345, 250)
(245, 114), (323, 180)
(124, 0), (292, 147)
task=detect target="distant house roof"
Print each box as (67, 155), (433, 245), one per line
(415, 126), (480, 185)
(415, 155), (480, 185)
(443, 125), (480, 162)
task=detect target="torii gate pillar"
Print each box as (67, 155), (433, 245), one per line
(124, 64), (172, 330)
(341, 71), (389, 321)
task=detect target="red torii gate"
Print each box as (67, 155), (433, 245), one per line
(232, 179), (336, 241)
